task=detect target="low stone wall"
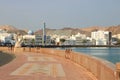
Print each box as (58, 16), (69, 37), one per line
(39, 48), (116, 80)
(0, 47), (117, 80)
(0, 47), (13, 53)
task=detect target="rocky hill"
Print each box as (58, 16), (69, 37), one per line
(80, 26), (107, 32)
(106, 25), (120, 35)
(0, 25), (27, 35)
(35, 27), (89, 36)
(35, 25), (120, 36)
(0, 25), (17, 31)
(1, 25), (120, 36)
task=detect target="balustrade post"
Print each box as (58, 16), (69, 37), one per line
(23, 47), (25, 51)
(116, 63), (120, 80)
(29, 47), (31, 52)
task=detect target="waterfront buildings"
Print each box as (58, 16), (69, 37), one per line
(35, 35), (43, 46)
(51, 32), (96, 45)
(0, 27), (116, 46)
(22, 34), (51, 46)
(22, 34), (35, 46)
(61, 32), (90, 45)
(22, 30), (51, 46)
(75, 33), (86, 45)
(91, 30), (112, 45)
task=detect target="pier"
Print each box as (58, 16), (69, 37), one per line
(0, 47), (119, 80)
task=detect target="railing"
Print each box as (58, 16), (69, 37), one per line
(39, 48), (116, 80)
(0, 47), (120, 80)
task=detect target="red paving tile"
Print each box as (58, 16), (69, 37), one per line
(0, 52), (97, 80)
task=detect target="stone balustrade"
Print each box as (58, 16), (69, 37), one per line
(0, 47), (119, 80)
(39, 48), (116, 80)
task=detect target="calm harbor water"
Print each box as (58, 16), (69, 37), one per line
(71, 47), (120, 64)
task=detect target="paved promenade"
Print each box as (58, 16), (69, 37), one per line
(0, 52), (97, 80)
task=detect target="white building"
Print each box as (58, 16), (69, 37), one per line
(51, 32), (88, 45)
(22, 34), (51, 46)
(91, 30), (112, 45)
(75, 37), (83, 45)
(69, 33), (87, 45)
(70, 33), (86, 40)
(0, 29), (14, 44)
(23, 35), (35, 39)
(113, 34), (120, 39)
(45, 36), (51, 45)
(35, 35), (42, 46)
(62, 40), (76, 45)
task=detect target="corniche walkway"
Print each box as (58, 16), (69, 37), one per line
(0, 52), (97, 80)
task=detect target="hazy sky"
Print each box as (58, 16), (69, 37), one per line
(0, 0), (120, 31)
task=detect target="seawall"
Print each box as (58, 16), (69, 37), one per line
(0, 47), (119, 80)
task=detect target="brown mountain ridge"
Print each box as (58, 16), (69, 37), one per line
(0, 25), (27, 35)
(0, 25), (120, 36)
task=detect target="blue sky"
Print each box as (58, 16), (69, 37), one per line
(0, 0), (120, 31)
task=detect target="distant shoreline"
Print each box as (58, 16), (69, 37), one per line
(0, 51), (15, 66)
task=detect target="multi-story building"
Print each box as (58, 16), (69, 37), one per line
(22, 34), (51, 46)
(70, 33), (87, 45)
(91, 30), (112, 45)
(75, 37), (83, 45)
(22, 35), (35, 46)
(51, 32), (89, 45)
(45, 36), (51, 45)
(35, 35), (42, 46)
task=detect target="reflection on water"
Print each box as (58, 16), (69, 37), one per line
(72, 47), (120, 64)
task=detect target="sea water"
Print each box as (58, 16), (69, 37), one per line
(71, 47), (120, 64)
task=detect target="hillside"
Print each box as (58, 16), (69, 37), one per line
(35, 28), (89, 36)
(0, 25), (17, 31)
(0, 25), (120, 36)
(80, 26), (107, 32)
(106, 25), (120, 35)
(0, 25), (27, 35)
(36, 25), (120, 36)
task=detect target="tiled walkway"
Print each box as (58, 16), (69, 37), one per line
(0, 52), (97, 80)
